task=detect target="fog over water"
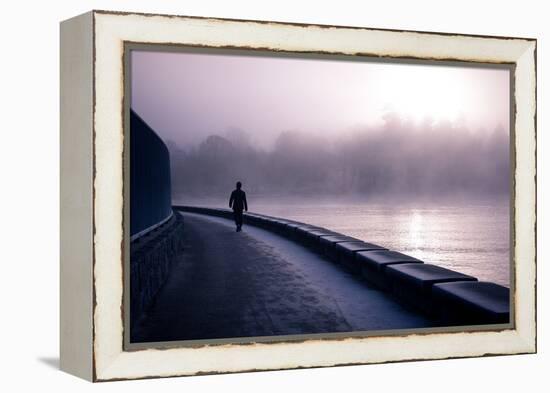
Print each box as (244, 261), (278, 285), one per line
(131, 49), (510, 201)
(132, 49), (511, 286)
(166, 119), (509, 200)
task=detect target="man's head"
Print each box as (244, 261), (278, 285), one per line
(236, 181), (242, 189)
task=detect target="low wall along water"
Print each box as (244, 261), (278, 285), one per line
(175, 205), (511, 327)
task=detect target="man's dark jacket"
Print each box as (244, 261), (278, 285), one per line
(229, 189), (248, 211)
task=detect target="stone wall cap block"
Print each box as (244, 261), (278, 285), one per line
(432, 281), (509, 314)
(336, 241), (387, 253)
(356, 250), (423, 270)
(387, 263), (478, 288)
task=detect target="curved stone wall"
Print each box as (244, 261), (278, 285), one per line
(174, 205), (510, 326)
(130, 212), (185, 333)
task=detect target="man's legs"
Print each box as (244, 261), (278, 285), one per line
(234, 209), (243, 231)
(233, 209), (238, 231)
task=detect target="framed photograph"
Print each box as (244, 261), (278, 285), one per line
(60, 10), (536, 381)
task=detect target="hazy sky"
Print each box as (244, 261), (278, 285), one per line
(131, 49), (510, 149)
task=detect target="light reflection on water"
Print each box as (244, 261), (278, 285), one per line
(251, 200), (510, 287)
(176, 197), (510, 287)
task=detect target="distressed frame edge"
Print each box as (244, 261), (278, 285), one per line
(59, 11), (95, 381)
(512, 39), (537, 354)
(90, 11), (537, 382)
(91, 8), (538, 42)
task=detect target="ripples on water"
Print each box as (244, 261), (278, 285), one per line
(177, 197), (510, 287)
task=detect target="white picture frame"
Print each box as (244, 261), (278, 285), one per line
(60, 10), (536, 382)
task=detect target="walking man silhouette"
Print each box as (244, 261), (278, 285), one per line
(229, 181), (248, 232)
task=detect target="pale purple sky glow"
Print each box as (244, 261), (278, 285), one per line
(130, 49), (510, 149)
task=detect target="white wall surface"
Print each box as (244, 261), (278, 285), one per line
(0, 0), (546, 391)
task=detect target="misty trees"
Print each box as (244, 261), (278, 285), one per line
(169, 116), (510, 200)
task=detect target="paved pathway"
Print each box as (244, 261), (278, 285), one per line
(131, 212), (435, 343)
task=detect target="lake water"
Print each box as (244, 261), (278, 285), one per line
(175, 197), (511, 287)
